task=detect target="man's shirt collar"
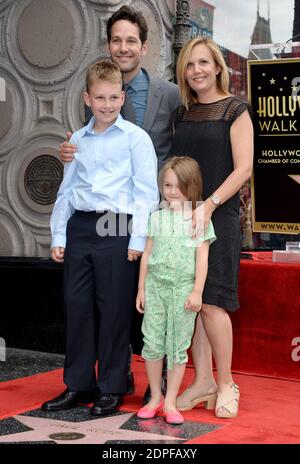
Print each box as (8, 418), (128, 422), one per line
(124, 68), (149, 92)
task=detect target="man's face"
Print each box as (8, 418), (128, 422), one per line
(108, 19), (148, 81)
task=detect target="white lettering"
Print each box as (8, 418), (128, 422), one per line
(291, 337), (300, 362)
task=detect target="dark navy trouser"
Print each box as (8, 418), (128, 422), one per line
(63, 210), (139, 394)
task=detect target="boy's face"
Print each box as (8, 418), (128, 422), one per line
(84, 80), (125, 132)
(108, 19), (148, 82)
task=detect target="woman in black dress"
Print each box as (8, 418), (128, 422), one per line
(172, 37), (253, 418)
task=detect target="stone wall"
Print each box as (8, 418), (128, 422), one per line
(0, 0), (175, 256)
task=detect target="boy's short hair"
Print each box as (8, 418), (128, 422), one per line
(86, 59), (122, 93)
(159, 156), (203, 210)
(107, 5), (148, 44)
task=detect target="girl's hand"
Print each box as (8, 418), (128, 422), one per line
(185, 291), (202, 312)
(136, 289), (145, 314)
(50, 247), (65, 263)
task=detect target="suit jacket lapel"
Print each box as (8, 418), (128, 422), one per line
(143, 74), (163, 132)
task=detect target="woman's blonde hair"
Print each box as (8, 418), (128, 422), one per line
(176, 37), (230, 109)
(86, 59), (122, 93)
(158, 156), (203, 210)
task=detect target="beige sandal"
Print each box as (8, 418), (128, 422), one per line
(215, 383), (240, 418)
(176, 387), (217, 411)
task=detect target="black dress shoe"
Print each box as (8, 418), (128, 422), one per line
(142, 376), (167, 405)
(90, 394), (123, 416)
(126, 371), (135, 395)
(41, 388), (97, 411)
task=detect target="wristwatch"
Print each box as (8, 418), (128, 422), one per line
(210, 194), (221, 207)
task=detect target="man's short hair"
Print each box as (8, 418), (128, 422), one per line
(107, 5), (148, 44)
(86, 59), (122, 92)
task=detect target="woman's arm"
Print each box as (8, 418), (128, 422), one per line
(209, 110), (253, 206)
(195, 110), (254, 231)
(136, 237), (154, 313)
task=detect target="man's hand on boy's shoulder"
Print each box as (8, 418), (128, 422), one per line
(51, 247), (65, 263)
(59, 131), (76, 163)
(127, 249), (142, 261)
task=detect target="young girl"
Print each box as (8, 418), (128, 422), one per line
(136, 156), (216, 424)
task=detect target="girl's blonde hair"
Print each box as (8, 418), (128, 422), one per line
(86, 59), (122, 93)
(176, 37), (230, 109)
(158, 156), (203, 210)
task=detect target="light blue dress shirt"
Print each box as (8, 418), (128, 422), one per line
(50, 114), (159, 251)
(124, 69), (149, 127)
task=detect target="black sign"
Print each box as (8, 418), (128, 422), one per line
(248, 59), (300, 234)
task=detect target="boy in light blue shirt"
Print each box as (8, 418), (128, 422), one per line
(42, 60), (159, 416)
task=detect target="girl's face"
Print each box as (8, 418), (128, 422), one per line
(185, 43), (221, 99)
(163, 169), (189, 210)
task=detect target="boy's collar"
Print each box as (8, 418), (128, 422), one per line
(114, 113), (126, 131)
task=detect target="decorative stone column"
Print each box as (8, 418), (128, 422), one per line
(173, 0), (192, 80)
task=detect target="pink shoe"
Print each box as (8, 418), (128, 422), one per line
(137, 400), (164, 419)
(164, 410), (184, 424)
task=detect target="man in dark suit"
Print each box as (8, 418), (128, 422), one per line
(49, 5), (181, 415)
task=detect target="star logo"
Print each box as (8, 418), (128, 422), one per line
(270, 78), (276, 85)
(288, 175), (300, 185)
(0, 409), (221, 444)
(0, 414), (183, 444)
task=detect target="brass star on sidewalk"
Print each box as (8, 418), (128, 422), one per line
(0, 413), (184, 444)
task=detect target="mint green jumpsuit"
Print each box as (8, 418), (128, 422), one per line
(142, 209), (216, 370)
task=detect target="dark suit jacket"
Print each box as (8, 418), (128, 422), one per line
(85, 69), (181, 168)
